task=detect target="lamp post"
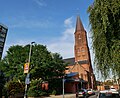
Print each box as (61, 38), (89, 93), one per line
(62, 77), (65, 98)
(63, 76), (66, 98)
(91, 73), (94, 90)
(24, 42), (35, 98)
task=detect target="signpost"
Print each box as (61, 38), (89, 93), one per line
(24, 63), (29, 73)
(63, 78), (66, 98)
(25, 73), (30, 84)
(24, 42), (35, 98)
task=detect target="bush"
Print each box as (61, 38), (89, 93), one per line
(27, 79), (48, 97)
(5, 80), (24, 96)
(27, 86), (39, 97)
(48, 78), (62, 94)
(52, 90), (56, 95)
(2, 87), (8, 97)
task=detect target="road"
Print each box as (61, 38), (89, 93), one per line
(88, 94), (97, 98)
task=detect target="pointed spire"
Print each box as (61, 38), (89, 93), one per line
(75, 16), (85, 32)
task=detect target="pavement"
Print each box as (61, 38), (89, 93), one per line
(43, 94), (76, 98)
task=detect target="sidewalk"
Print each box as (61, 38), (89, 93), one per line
(44, 94), (76, 98)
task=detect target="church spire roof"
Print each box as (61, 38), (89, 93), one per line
(75, 16), (85, 32)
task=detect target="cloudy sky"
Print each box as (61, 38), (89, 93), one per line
(0, 0), (94, 59)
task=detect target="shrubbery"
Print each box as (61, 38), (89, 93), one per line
(4, 80), (24, 97)
(27, 79), (48, 97)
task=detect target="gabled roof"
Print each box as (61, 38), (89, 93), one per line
(66, 72), (78, 77)
(63, 57), (75, 66)
(77, 60), (89, 64)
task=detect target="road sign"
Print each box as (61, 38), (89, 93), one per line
(26, 73), (30, 78)
(24, 63), (29, 73)
(25, 77), (30, 84)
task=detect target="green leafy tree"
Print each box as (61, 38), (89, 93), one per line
(0, 70), (5, 97)
(5, 80), (24, 97)
(0, 45), (27, 81)
(88, 0), (120, 79)
(27, 79), (47, 97)
(0, 44), (66, 96)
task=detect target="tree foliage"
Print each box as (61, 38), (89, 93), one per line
(0, 44), (66, 96)
(0, 70), (5, 97)
(88, 0), (120, 78)
(5, 80), (24, 96)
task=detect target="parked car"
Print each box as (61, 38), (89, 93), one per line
(87, 89), (95, 96)
(110, 87), (117, 91)
(77, 89), (88, 98)
(97, 90), (120, 98)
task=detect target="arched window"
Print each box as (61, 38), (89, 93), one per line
(77, 48), (80, 53)
(81, 47), (85, 52)
(78, 34), (81, 39)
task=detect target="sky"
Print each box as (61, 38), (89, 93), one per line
(0, 0), (94, 59)
(0, 0), (103, 80)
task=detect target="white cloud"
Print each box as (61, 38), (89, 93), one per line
(62, 17), (75, 41)
(47, 17), (75, 58)
(64, 17), (73, 27)
(47, 42), (74, 59)
(62, 27), (74, 41)
(33, 0), (47, 7)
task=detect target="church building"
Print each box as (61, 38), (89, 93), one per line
(64, 16), (96, 93)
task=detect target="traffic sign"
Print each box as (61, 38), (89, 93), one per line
(24, 63), (29, 73)
(25, 77), (30, 84)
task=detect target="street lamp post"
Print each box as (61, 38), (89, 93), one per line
(28, 42), (35, 64)
(24, 42), (35, 98)
(63, 76), (66, 98)
(62, 77), (65, 98)
(91, 73), (94, 90)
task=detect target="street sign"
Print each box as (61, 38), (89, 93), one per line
(26, 73), (30, 78)
(24, 63), (29, 73)
(25, 77), (30, 84)
(63, 79), (66, 82)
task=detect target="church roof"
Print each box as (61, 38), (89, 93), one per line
(75, 16), (85, 32)
(63, 57), (75, 66)
(66, 72), (78, 77)
(77, 60), (89, 64)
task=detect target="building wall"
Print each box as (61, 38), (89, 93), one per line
(97, 85), (119, 91)
(65, 83), (77, 93)
(0, 24), (8, 59)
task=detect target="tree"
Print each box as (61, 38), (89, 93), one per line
(88, 0), (120, 79)
(0, 70), (5, 97)
(0, 45), (27, 81)
(0, 44), (66, 96)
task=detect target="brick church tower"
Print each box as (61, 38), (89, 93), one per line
(74, 16), (93, 73)
(64, 16), (96, 91)
(74, 16), (96, 89)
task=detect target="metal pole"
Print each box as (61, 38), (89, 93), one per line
(24, 42), (35, 98)
(63, 77), (64, 98)
(91, 73), (93, 90)
(24, 84), (27, 98)
(81, 81), (82, 89)
(28, 43), (32, 63)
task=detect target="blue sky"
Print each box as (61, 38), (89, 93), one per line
(0, 0), (94, 59)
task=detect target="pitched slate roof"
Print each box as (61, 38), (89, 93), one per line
(66, 72), (78, 77)
(63, 57), (75, 66)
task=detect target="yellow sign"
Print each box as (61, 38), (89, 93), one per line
(24, 63), (29, 73)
